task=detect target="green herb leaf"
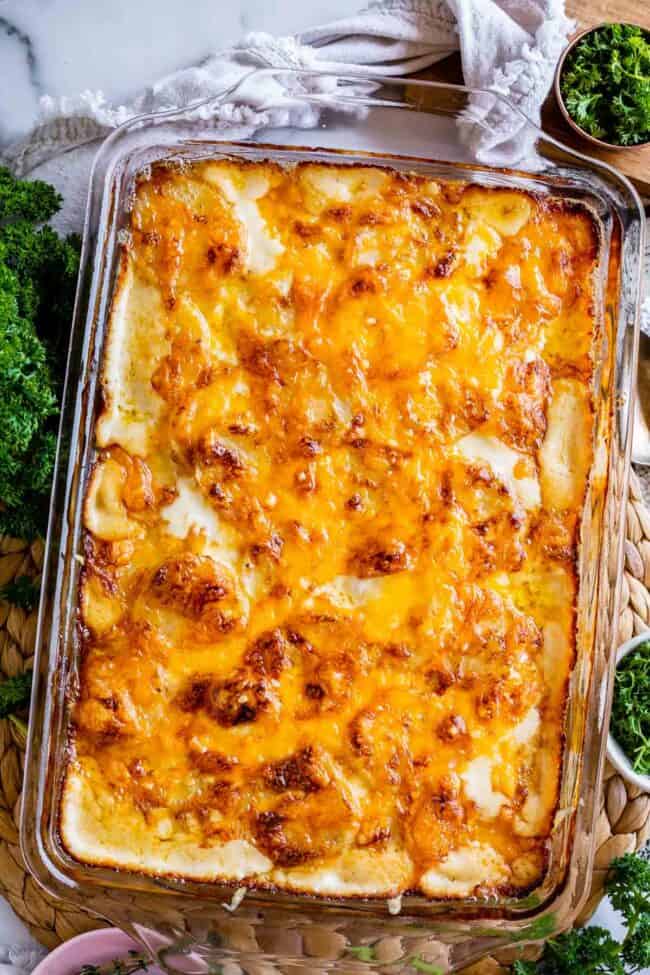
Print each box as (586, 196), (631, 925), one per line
(347, 945), (376, 962)
(0, 575), (40, 611)
(544, 927), (625, 975)
(512, 962), (537, 975)
(607, 853), (650, 929)
(0, 670), (32, 720)
(621, 912), (650, 970)
(79, 950), (149, 975)
(560, 24), (650, 146)
(409, 957), (444, 974)
(511, 914), (557, 943)
(0, 169), (61, 224)
(610, 641), (650, 775)
(519, 853), (650, 974)
(78, 954), (150, 975)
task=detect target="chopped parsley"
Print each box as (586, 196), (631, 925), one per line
(611, 640), (650, 776)
(560, 24), (650, 146)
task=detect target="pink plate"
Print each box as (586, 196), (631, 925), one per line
(31, 928), (160, 975)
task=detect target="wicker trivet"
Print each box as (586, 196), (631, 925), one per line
(1, 476), (649, 953)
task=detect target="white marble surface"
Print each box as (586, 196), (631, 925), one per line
(0, 0), (349, 144)
(0, 0), (642, 961)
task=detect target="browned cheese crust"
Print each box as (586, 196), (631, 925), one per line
(61, 159), (599, 899)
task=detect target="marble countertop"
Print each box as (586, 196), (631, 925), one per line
(0, 0), (349, 145)
(0, 0), (639, 961)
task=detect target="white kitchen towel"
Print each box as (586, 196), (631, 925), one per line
(2, 0), (574, 222)
(0, 947), (46, 975)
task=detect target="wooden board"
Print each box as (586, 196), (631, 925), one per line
(418, 0), (650, 196)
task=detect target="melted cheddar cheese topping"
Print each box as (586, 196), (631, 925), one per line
(62, 159), (599, 899)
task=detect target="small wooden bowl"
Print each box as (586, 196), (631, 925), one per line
(554, 23), (650, 151)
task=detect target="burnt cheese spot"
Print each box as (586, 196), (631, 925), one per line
(207, 672), (273, 727)
(350, 540), (412, 577)
(262, 746), (329, 793)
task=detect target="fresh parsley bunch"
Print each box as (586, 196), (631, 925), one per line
(0, 166), (80, 540)
(560, 24), (650, 147)
(514, 853), (650, 975)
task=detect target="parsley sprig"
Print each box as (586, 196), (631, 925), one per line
(344, 855), (649, 974)
(0, 575), (40, 612)
(560, 24), (650, 147)
(0, 670), (32, 738)
(610, 640), (650, 776)
(514, 853), (650, 975)
(0, 670), (32, 719)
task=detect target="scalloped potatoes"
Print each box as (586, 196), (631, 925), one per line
(62, 159), (599, 899)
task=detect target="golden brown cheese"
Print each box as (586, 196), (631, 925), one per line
(62, 159), (600, 899)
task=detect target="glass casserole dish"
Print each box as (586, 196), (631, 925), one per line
(21, 69), (644, 973)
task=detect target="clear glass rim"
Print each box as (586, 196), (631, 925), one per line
(91, 67), (645, 216)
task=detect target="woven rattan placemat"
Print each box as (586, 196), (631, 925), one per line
(1, 476), (649, 952)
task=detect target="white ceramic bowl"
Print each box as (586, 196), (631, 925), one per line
(607, 630), (650, 792)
